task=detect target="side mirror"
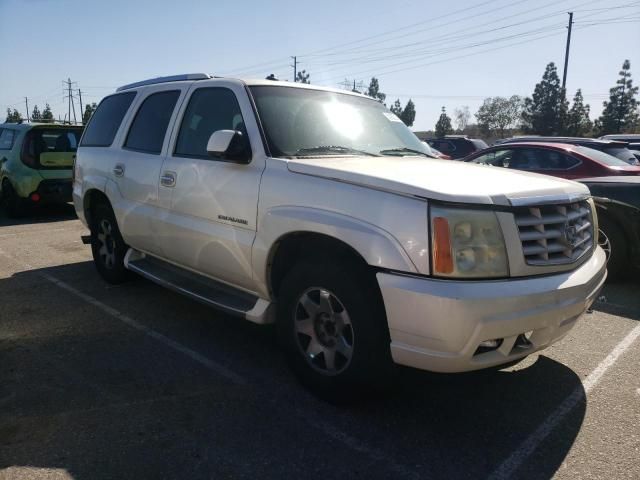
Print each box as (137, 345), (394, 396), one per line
(206, 130), (251, 164)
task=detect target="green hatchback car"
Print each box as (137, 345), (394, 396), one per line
(0, 123), (83, 217)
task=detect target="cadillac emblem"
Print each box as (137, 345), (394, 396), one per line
(562, 222), (579, 248)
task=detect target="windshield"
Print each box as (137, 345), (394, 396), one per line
(249, 86), (430, 158)
(574, 146), (635, 167)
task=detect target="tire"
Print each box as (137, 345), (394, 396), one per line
(90, 203), (129, 284)
(1, 180), (26, 218)
(276, 259), (393, 402)
(599, 217), (627, 281)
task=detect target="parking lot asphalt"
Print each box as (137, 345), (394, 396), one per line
(0, 205), (639, 480)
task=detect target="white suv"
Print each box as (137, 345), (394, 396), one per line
(73, 73), (606, 396)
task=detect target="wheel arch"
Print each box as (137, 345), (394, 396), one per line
(257, 206), (418, 299)
(83, 188), (112, 228)
(268, 231), (372, 298)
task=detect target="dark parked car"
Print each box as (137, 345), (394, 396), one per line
(426, 135), (488, 159)
(600, 134), (640, 143)
(579, 176), (640, 279)
(500, 136), (639, 165)
(464, 142), (640, 179)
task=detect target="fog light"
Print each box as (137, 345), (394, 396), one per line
(30, 192), (41, 202)
(474, 338), (504, 356)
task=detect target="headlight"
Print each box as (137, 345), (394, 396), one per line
(431, 206), (508, 278)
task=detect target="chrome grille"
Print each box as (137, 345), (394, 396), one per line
(515, 201), (593, 266)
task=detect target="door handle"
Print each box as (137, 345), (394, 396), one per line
(160, 171), (176, 187)
(113, 164), (125, 177)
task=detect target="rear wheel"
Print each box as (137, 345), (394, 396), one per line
(1, 180), (26, 218)
(90, 203), (129, 284)
(277, 259), (392, 402)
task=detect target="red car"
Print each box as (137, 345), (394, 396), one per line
(464, 142), (640, 179)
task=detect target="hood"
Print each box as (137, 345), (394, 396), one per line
(287, 156), (590, 206)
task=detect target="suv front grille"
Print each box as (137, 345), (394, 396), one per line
(515, 201), (593, 266)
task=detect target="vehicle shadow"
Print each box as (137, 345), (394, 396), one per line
(0, 203), (77, 227)
(0, 261), (586, 479)
(591, 283), (640, 321)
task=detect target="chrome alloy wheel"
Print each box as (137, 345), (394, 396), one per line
(598, 228), (611, 261)
(293, 287), (354, 376)
(96, 219), (117, 269)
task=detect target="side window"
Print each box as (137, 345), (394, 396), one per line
(540, 150), (579, 170)
(509, 148), (543, 170)
(470, 149), (513, 167)
(81, 92), (136, 147)
(436, 141), (455, 154)
(175, 87), (246, 159)
(0, 129), (16, 150)
(124, 90), (180, 154)
(510, 148), (578, 170)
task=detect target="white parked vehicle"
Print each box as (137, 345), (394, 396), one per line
(73, 74), (607, 397)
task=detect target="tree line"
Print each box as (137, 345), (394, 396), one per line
(434, 59), (639, 139)
(4, 102), (98, 125)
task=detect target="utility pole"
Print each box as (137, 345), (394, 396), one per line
(78, 89), (83, 123)
(562, 12), (573, 91)
(24, 97), (30, 122)
(63, 78), (78, 124)
(339, 78), (364, 92)
(291, 56), (297, 82)
(67, 78), (71, 124)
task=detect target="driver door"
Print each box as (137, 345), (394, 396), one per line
(156, 81), (266, 291)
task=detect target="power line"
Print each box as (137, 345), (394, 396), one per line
(318, 25), (568, 84)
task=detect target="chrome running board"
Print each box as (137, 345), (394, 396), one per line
(124, 249), (273, 324)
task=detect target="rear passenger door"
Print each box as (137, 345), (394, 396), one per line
(156, 81), (266, 291)
(110, 86), (186, 254)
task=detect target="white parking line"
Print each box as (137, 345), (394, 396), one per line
(2, 246), (417, 476)
(489, 322), (640, 480)
(0, 248), (247, 386)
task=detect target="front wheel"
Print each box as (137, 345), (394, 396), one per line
(90, 203), (129, 284)
(599, 218), (627, 281)
(277, 259), (392, 401)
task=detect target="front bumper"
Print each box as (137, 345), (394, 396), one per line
(378, 246), (607, 373)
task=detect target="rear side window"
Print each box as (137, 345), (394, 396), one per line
(81, 92), (136, 147)
(0, 129), (17, 150)
(124, 90), (180, 154)
(603, 147), (636, 164)
(574, 146), (631, 166)
(174, 88), (246, 159)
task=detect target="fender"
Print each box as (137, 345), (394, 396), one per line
(251, 205), (419, 298)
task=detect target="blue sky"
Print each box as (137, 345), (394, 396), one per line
(1, 0), (638, 130)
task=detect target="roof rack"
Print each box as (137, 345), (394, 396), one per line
(116, 73), (212, 92)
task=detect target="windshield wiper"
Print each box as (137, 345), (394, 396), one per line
(379, 147), (434, 158)
(294, 145), (381, 157)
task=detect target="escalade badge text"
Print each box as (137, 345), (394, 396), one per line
(218, 215), (248, 225)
